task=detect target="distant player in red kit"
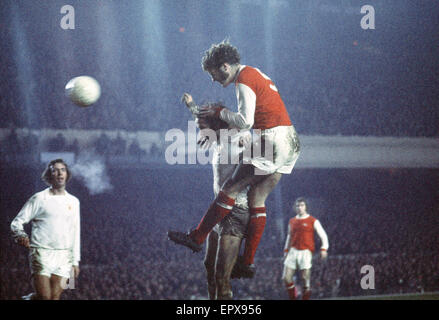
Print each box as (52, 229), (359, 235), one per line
(282, 197), (329, 300)
(169, 39), (301, 278)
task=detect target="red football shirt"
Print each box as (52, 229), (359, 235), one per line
(288, 215), (317, 252)
(236, 66), (292, 129)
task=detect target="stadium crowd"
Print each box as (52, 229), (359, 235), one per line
(1, 1), (437, 300)
(0, 128), (162, 161)
(1, 167), (437, 300)
(0, 12), (438, 139)
(0, 75), (437, 138)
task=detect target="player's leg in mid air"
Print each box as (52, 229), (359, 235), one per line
(232, 126), (300, 276)
(241, 172), (282, 267)
(204, 231), (219, 299)
(227, 167), (282, 278)
(168, 164), (260, 252)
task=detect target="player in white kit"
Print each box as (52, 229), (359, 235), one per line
(11, 159), (80, 300)
(177, 98), (251, 299)
(200, 113), (252, 299)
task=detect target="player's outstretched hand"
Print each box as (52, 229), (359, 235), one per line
(181, 93), (194, 107)
(320, 250), (328, 260)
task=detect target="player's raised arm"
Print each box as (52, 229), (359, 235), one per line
(181, 93), (200, 119)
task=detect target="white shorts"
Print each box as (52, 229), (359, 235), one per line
(29, 248), (73, 278)
(244, 125), (300, 175)
(284, 248), (313, 270)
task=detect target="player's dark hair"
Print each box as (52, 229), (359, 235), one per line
(294, 197), (308, 209)
(198, 101), (229, 131)
(201, 39), (241, 71)
(41, 159), (72, 186)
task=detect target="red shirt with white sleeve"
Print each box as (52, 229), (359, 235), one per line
(284, 214), (329, 253)
(219, 65), (292, 130)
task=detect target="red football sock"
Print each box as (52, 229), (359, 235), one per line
(243, 207), (266, 265)
(286, 282), (298, 300)
(189, 191), (235, 244)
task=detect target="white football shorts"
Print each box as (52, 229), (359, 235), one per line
(284, 247), (313, 270)
(244, 125), (300, 175)
(29, 247), (73, 278)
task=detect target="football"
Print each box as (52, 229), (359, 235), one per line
(65, 76), (101, 107)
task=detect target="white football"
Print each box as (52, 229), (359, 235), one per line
(65, 76), (101, 107)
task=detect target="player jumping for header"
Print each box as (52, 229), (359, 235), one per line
(168, 39), (300, 278)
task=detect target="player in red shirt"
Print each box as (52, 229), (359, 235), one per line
(169, 39), (300, 278)
(282, 197), (329, 300)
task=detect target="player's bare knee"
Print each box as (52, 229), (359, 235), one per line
(282, 268), (294, 285)
(301, 270), (311, 287)
(220, 186), (239, 199)
(282, 274), (293, 285)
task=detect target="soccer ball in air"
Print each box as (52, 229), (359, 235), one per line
(65, 76), (101, 107)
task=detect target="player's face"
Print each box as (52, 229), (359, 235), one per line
(295, 201), (307, 215)
(208, 64), (234, 87)
(50, 163), (68, 188)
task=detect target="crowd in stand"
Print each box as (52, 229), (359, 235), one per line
(1, 25), (438, 138)
(0, 128), (162, 160)
(1, 8), (438, 300)
(1, 167), (437, 300)
(1, 1), (438, 301)
(1, 78), (437, 138)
